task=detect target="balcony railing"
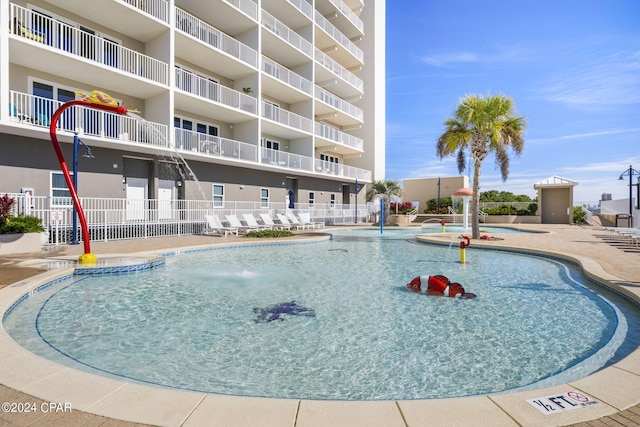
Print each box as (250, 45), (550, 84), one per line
(121, 0), (169, 23)
(261, 101), (313, 133)
(10, 4), (168, 85)
(175, 67), (257, 114)
(328, 0), (364, 33)
(9, 91), (168, 146)
(315, 86), (363, 121)
(288, 0), (313, 20)
(175, 128), (258, 162)
(175, 7), (258, 68)
(262, 57), (313, 95)
(261, 10), (313, 58)
(314, 159), (370, 181)
(314, 10), (363, 63)
(315, 48), (363, 91)
(315, 122), (363, 151)
(224, 0), (258, 21)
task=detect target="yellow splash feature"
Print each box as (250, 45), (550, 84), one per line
(78, 252), (97, 264)
(75, 90), (141, 113)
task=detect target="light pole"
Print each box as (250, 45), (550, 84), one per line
(618, 165), (640, 227)
(71, 132), (94, 245)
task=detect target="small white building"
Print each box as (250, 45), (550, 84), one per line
(534, 176), (578, 224)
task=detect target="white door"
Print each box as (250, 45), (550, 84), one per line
(158, 180), (175, 220)
(126, 177), (147, 221)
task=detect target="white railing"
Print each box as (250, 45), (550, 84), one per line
(314, 10), (364, 63)
(4, 193), (370, 244)
(224, 0), (258, 21)
(10, 4), (168, 85)
(8, 91), (169, 146)
(261, 101), (313, 133)
(175, 7), (258, 68)
(175, 128), (258, 162)
(288, 0), (313, 20)
(261, 147), (313, 171)
(175, 67), (257, 114)
(121, 0), (169, 23)
(261, 10), (313, 58)
(314, 159), (371, 181)
(315, 48), (363, 91)
(328, 0), (364, 33)
(262, 57), (313, 95)
(315, 86), (363, 121)
(8, 91), (370, 180)
(315, 122), (363, 151)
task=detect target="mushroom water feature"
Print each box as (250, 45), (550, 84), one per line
(452, 187), (473, 230)
(48, 91), (132, 264)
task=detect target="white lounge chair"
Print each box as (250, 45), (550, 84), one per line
(286, 213), (312, 230)
(204, 215), (238, 236)
(260, 213), (291, 231)
(298, 212), (324, 229)
(243, 213), (272, 230)
(276, 213), (305, 230)
(225, 214), (260, 233)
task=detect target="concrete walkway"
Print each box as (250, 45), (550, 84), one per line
(0, 223), (639, 426)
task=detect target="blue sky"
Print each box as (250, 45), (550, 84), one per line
(385, 0), (640, 203)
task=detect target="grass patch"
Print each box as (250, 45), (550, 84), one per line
(243, 229), (295, 238)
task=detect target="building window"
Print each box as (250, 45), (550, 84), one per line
(309, 192), (315, 206)
(51, 172), (73, 207)
(330, 193), (336, 207)
(260, 188), (270, 208)
(213, 184), (224, 207)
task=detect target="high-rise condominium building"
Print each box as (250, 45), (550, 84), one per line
(0, 0), (384, 216)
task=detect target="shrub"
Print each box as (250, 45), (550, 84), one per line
(0, 194), (15, 226)
(0, 214), (45, 234)
(389, 201), (414, 214)
(244, 229), (294, 238)
(573, 206), (587, 224)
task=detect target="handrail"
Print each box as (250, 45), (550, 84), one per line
(10, 4), (168, 85)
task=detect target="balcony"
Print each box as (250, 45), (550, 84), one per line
(317, 0), (364, 38)
(174, 67), (257, 122)
(315, 48), (363, 98)
(261, 101), (313, 138)
(314, 86), (363, 126)
(10, 5), (169, 98)
(8, 91), (168, 149)
(175, 128), (258, 163)
(261, 10), (313, 67)
(41, 0), (169, 41)
(261, 57), (312, 103)
(175, 7), (258, 79)
(262, 0), (313, 30)
(314, 10), (363, 69)
(175, 0), (257, 35)
(315, 122), (363, 154)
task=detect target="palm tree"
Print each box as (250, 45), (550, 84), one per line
(366, 180), (402, 224)
(436, 94), (526, 239)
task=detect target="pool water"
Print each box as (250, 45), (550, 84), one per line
(4, 230), (640, 401)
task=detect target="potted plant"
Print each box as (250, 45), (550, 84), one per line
(0, 194), (46, 254)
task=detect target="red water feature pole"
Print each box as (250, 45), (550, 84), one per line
(49, 99), (128, 263)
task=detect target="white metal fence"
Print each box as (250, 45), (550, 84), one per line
(4, 193), (372, 245)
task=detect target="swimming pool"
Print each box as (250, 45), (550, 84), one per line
(3, 230), (639, 401)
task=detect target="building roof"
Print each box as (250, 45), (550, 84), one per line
(533, 176), (579, 188)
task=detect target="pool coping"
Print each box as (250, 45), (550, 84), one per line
(0, 232), (639, 427)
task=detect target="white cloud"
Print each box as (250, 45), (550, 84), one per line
(421, 52), (478, 67)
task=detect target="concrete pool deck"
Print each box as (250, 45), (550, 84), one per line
(0, 223), (639, 427)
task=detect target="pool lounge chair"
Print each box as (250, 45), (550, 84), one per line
(225, 214), (260, 233)
(204, 214), (238, 237)
(298, 212), (325, 229)
(243, 213), (272, 230)
(286, 214), (312, 230)
(260, 213), (291, 231)
(277, 213), (306, 230)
